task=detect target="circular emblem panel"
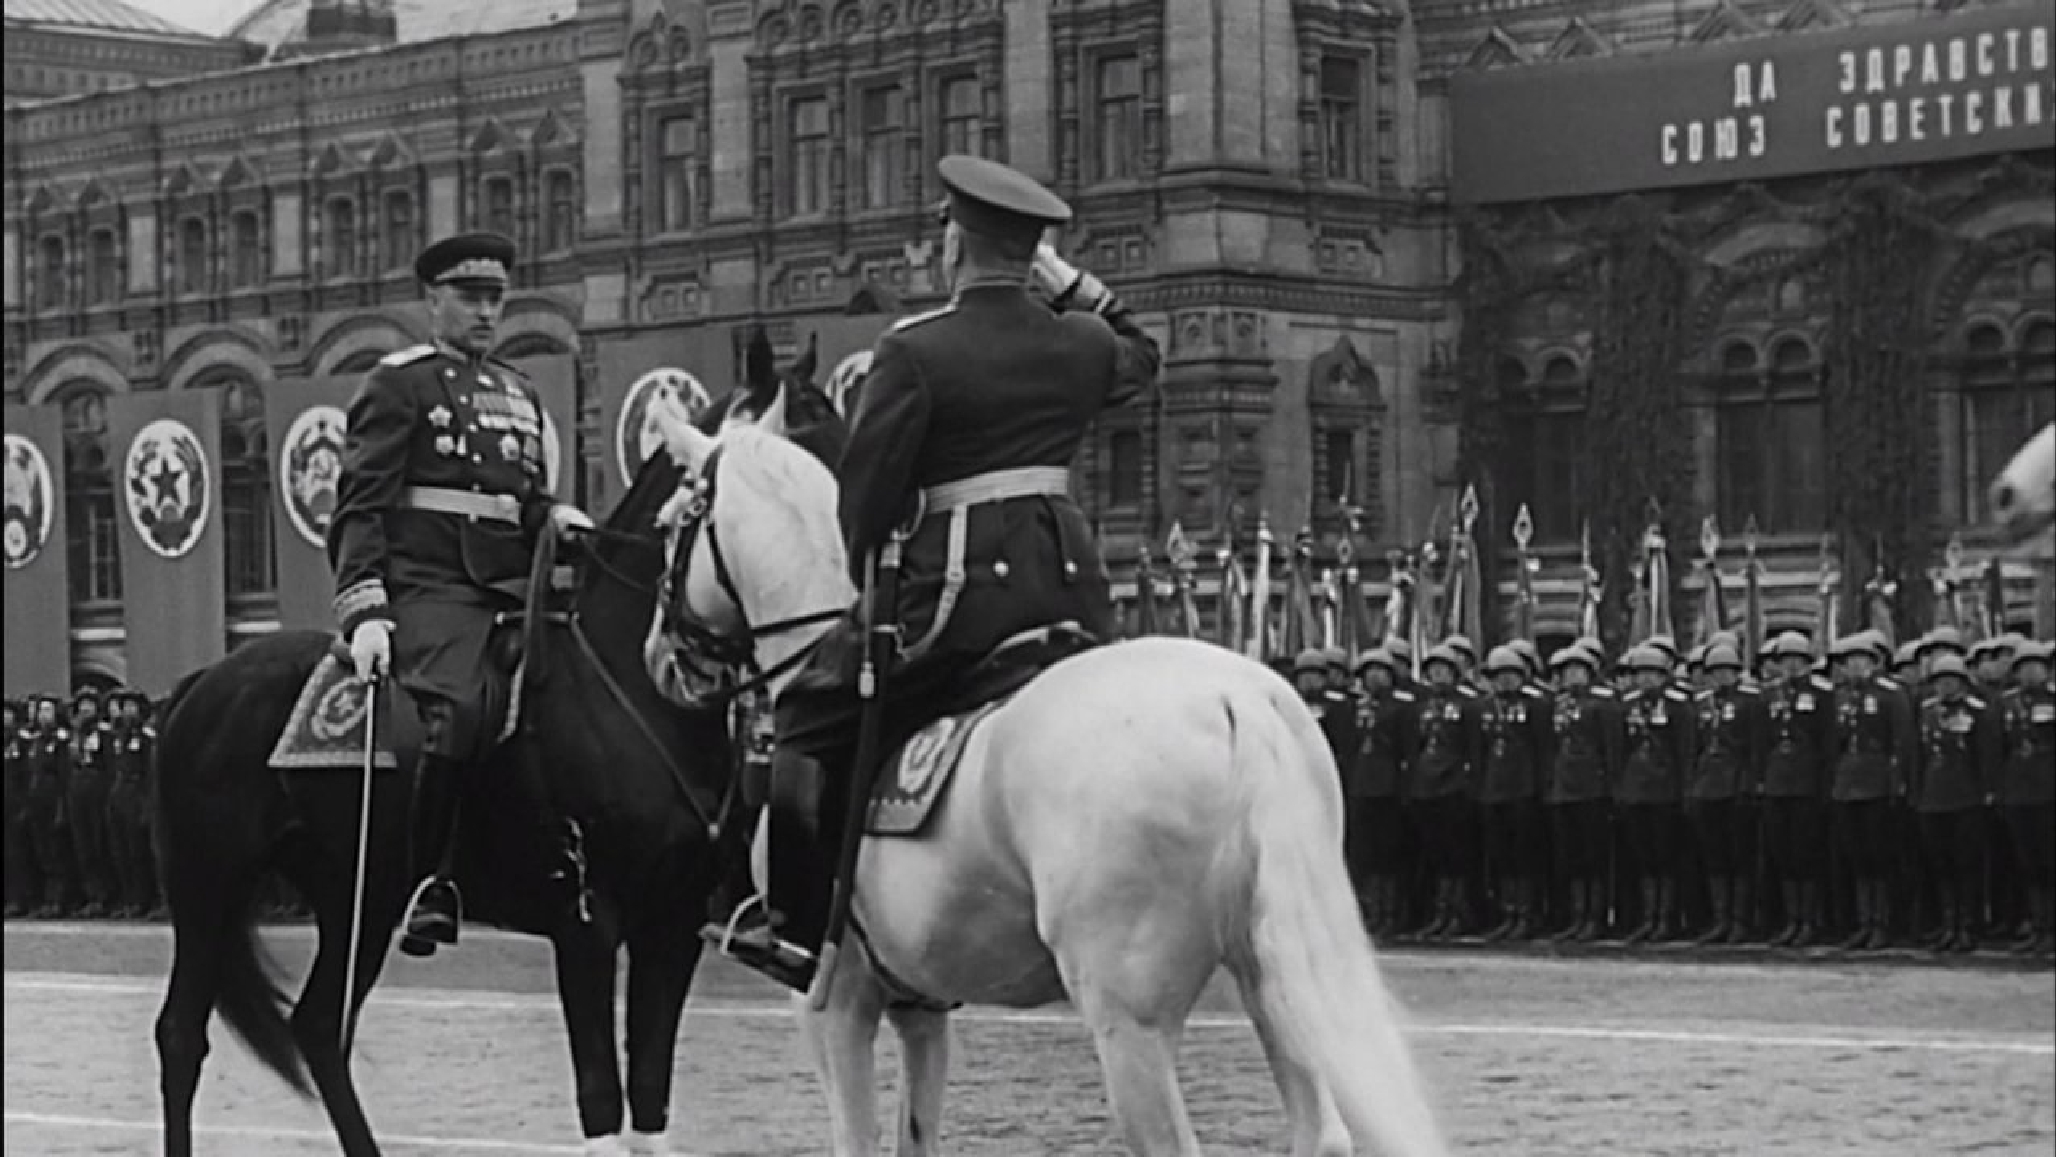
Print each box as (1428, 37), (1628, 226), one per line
(616, 368), (711, 489)
(279, 405), (347, 550)
(124, 418), (212, 560)
(3, 433), (55, 570)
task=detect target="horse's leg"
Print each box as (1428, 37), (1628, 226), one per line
(1225, 948), (1350, 1157)
(553, 915), (629, 1144)
(883, 1002), (950, 1157)
(798, 945), (888, 1157)
(1048, 918), (1213, 1157)
(621, 916), (704, 1154)
(155, 880), (244, 1157)
(285, 841), (406, 1157)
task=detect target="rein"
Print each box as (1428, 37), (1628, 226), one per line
(524, 519), (737, 842)
(657, 444), (847, 707)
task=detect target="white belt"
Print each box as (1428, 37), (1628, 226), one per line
(402, 486), (520, 524)
(900, 467), (1074, 664)
(920, 467), (1070, 513)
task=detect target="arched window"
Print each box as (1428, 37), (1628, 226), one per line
(37, 234), (67, 311)
(1503, 353), (1585, 543)
(57, 384), (121, 604)
(1107, 428), (1144, 510)
(323, 195), (357, 281)
(177, 215), (210, 296)
(1960, 317), (2056, 521)
(204, 374), (276, 600)
(1717, 333), (1825, 534)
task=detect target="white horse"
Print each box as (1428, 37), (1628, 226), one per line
(1992, 421), (2055, 549)
(643, 390), (1449, 1157)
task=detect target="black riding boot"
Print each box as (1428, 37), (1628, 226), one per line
(401, 754), (464, 958)
(703, 751), (834, 993)
(1695, 878), (1733, 947)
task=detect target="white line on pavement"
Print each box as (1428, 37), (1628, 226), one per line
(0, 1109), (668, 1155)
(9, 972), (2049, 1057)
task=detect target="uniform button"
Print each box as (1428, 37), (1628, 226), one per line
(992, 560), (1010, 578)
(442, 368), (455, 379)
(1063, 561), (1078, 577)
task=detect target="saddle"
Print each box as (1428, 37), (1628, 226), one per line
(268, 540), (579, 774)
(864, 622), (1098, 837)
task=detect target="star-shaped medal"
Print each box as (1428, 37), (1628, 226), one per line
(429, 405), (453, 428)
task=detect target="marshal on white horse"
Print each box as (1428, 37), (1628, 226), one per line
(1992, 421), (2055, 550)
(641, 389), (1448, 1157)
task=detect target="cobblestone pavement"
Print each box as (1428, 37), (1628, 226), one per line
(5, 921), (2051, 1155)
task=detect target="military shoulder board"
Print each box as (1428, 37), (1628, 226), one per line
(1521, 686), (1548, 701)
(1664, 688), (1691, 702)
(1393, 689), (1416, 703)
(1966, 695), (1986, 711)
(889, 304), (956, 334)
(1695, 689), (1715, 702)
(1877, 675), (1904, 691)
(1591, 686), (1616, 698)
(1810, 675), (1835, 691)
(377, 344), (437, 368)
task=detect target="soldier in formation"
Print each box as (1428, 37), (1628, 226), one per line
(104, 689), (160, 918)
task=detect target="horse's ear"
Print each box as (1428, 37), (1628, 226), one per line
(756, 382), (790, 439)
(650, 392), (714, 474)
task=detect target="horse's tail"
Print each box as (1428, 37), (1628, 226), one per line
(1231, 679), (1449, 1157)
(213, 893), (313, 1098)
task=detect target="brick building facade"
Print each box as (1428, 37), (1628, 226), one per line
(3, 0), (2050, 686)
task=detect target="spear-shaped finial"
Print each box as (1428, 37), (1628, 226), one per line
(1166, 521), (1193, 572)
(1700, 514), (1721, 563)
(1743, 514), (1761, 560)
(1513, 503), (1534, 553)
(1458, 484), (1480, 537)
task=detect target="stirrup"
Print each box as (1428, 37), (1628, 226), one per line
(710, 893), (773, 956)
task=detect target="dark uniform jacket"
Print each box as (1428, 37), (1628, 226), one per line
(837, 282), (1158, 667)
(1303, 690), (1361, 780)
(1763, 673), (1836, 799)
(68, 722), (110, 781)
(1688, 685), (1768, 802)
(327, 343), (557, 635)
(108, 720), (154, 784)
(1914, 693), (2002, 814)
(1831, 675), (1917, 803)
(1618, 684), (1697, 805)
(1349, 689), (1417, 800)
(27, 724), (69, 825)
(1549, 686), (1623, 805)
(1997, 681), (2055, 807)
(1477, 687), (1554, 804)
(1408, 685), (1479, 801)
(2, 724), (27, 820)
(778, 281), (1160, 760)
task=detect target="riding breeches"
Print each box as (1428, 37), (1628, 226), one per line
(391, 598), (520, 762)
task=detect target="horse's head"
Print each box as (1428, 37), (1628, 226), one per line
(642, 386), (854, 710)
(1991, 422), (2055, 549)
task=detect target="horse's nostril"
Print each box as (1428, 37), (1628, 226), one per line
(1990, 483), (2016, 514)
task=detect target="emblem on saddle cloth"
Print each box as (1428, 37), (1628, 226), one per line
(866, 696), (1012, 837)
(271, 653), (403, 771)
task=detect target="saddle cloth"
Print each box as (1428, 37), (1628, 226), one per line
(865, 694), (1014, 837)
(269, 649), (526, 772)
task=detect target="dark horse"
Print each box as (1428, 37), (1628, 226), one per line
(151, 450), (745, 1156)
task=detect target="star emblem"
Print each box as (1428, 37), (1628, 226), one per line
(429, 405), (453, 428)
(146, 457), (182, 510)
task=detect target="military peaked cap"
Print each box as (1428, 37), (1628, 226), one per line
(1550, 645), (1597, 671)
(1646, 635), (1680, 662)
(1768, 631), (1813, 659)
(1624, 645), (1671, 672)
(1443, 634), (1477, 663)
(1483, 645), (1526, 676)
(1356, 647), (1399, 675)
(416, 231), (516, 287)
(1293, 648), (1327, 674)
(937, 155), (1071, 252)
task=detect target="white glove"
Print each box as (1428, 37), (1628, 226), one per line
(1031, 244), (1108, 312)
(550, 503), (595, 536)
(348, 620), (392, 682)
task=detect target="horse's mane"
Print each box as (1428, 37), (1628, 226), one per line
(605, 453), (686, 540)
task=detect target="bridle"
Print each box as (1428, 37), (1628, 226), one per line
(656, 444), (846, 706)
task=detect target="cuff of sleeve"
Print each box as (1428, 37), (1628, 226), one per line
(335, 579), (393, 636)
